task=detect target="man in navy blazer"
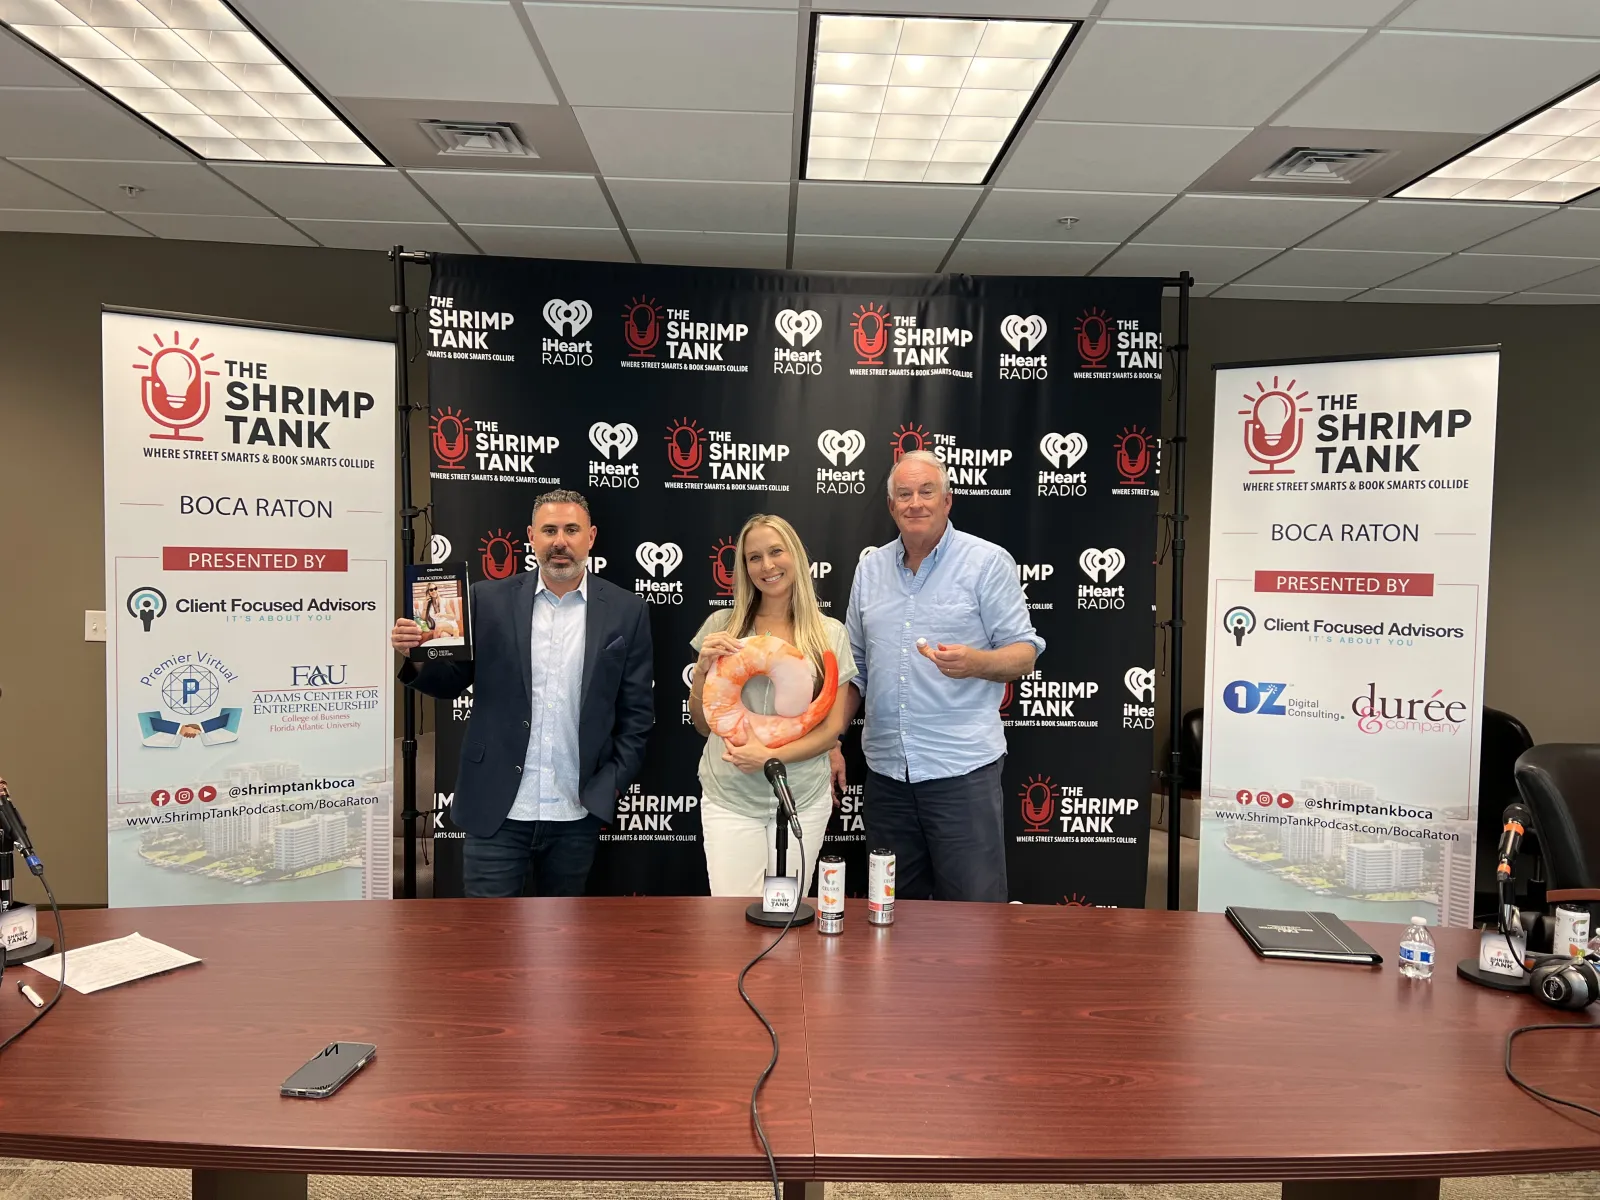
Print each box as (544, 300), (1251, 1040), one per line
(392, 490), (654, 897)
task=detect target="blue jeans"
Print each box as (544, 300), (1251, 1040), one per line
(863, 758), (1007, 902)
(462, 814), (601, 898)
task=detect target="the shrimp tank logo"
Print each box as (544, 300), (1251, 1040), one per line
(479, 528), (522, 580)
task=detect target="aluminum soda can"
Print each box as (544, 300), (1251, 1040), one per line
(1554, 904), (1591, 957)
(817, 855), (845, 934)
(867, 848), (895, 926)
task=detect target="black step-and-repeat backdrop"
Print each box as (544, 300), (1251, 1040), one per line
(424, 254), (1163, 905)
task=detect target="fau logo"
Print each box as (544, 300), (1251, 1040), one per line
(430, 406), (472, 469)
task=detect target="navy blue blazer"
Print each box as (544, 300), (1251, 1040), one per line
(399, 571), (654, 833)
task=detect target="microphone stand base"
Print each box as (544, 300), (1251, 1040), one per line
(746, 902), (814, 928)
(3, 937), (54, 967)
(1456, 958), (1531, 993)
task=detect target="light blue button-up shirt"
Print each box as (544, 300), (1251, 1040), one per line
(846, 523), (1044, 784)
(509, 572), (587, 822)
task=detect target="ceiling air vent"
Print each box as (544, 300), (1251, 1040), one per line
(1253, 147), (1389, 185)
(417, 121), (537, 159)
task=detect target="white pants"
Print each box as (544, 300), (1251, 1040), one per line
(701, 797), (833, 898)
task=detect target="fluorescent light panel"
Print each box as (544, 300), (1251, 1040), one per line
(1397, 76), (1600, 204)
(805, 14), (1073, 184)
(0, 0), (379, 164)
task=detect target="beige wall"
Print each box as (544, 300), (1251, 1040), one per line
(0, 230), (1593, 903)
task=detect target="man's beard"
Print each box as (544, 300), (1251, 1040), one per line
(540, 552), (585, 580)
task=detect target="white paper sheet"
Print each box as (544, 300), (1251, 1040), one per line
(24, 932), (201, 994)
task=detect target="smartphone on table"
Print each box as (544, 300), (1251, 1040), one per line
(280, 1042), (376, 1099)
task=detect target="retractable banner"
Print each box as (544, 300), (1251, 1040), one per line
(1200, 349), (1499, 926)
(426, 255), (1165, 905)
(102, 310), (395, 907)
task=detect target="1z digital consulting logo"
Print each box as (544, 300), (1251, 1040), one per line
(816, 428), (866, 495)
(635, 541), (684, 605)
(541, 298), (594, 367)
(998, 314), (1048, 380)
(1038, 431), (1087, 497)
(1074, 308), (1161, 378)
(1078, 547), (1126, 610)
(774, 308), (823, 375)
(137, 329), (219, 441)
(588, 420), (640, 489)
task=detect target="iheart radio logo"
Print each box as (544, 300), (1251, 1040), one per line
(774, 309), (823, 347)
(588, 421), (638, 460)
(1039, 431), (1088, 470)
(817, 429), (866, 466)
(1000, 314), (1047, 353)
(1078, 547), (1126, 583)
(1124, 667), (1155, 703)
(543, 299), (592, 337)
(635, 542), (683, 578)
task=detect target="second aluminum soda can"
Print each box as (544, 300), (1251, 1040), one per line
(868, 847), (895, 926)
(817, 855), (845, 934)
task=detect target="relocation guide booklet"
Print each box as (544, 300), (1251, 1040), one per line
(1226, 907), (1383, 965)
(406, 563), (472, 662)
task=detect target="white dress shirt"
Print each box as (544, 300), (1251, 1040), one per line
(508, 571), (588, 822)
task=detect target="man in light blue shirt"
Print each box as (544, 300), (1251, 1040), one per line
(842, 451), (1044, 902)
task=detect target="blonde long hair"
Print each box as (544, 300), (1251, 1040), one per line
(723, 514), (831, 681)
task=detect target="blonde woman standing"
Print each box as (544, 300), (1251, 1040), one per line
(689, 514), (857, 896)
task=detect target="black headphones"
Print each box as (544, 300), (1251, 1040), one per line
(1527, 953), (1600, 1011)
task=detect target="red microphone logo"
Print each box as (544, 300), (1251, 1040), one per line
(851, 303), (890, 365)
(999, 681), (1015, 717)
(665, 418), (705, 479)
(430, 406), (472, 469)
(1059, 893), (1094, 907)
(1020, 774), (1056, 834)
(623, 295), (663, 358)
(710, 535), (738, 597)
(1240, 376), (1311, 475)
(479, 529), (521, 580)
(1075, 308), (1111, 369)
(136, 331), (216, 441)
(890, 422), (929, 463)
(1114, 425), (1153, 486)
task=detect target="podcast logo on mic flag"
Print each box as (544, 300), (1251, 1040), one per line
(1112, 425), (1158, 497)
(430, 407), (473, 470)
(136, 330), (219, 442)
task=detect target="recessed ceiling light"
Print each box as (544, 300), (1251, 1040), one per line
(802, 13), (1075, 185)
(1396, 75), (1600, 204)
(0, 0), (381, 165)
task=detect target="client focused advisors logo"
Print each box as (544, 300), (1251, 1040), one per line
(1038, 431), (1087, 498)
(588, 421), (640, 490)
(774, 308), (824, 375)
(429, 406), (473, 470)
(851, 303), (891, 365)
(1124, 666), (1155, 729)
(479, 528), (522, 580)
(127, 585), (167, 632)
(1078, 548), (1127, 610)
(1113, 425), (1157, 494)
(998, 314), (1048, 380)
(136, 329), (218, 441)
(635, 541), (684, 606)
(541, 299), (594, 367)
(1240, 376), (1312, 475)
(817, 428), (866, 496)
(622, 295), (663, 358)
(1352, 681), (1467, 736)
(1020, 774), (1056, 833)
(1223, 605), (1256, 646)
(429, 534), (452, 565)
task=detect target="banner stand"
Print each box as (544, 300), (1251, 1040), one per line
(387, 251), (1196, 909)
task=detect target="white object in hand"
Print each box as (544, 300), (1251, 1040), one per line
(916, 637), (928, 648)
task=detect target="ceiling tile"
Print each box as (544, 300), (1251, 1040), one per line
(966, 189), (1172, 243)
(290, 219), (476, 254)
(1384, 252), (1599, 291)
(0, 29), (82, 86)
(1134, 194), (1364, 248)
(1093, 243), (1277, 283)
(606, 180), (788, 235)
(232, 0), (556, 104)
(796, 183), (980, 239)
(117, 213), (316, 246)
(588, 0), (797, 6)
(1211, 284), (1364, 301)
(631, 230), (787, 268)
(1351, 289), (1507, 303)
(14, 161), (269, 216)
(1187, 127), (1477, 198)
(945, 239), (1116, 275)
(1001, 122), (1251, 192)
(525, 4), (798, 110)
(1394, 0), (1600, 36)
(1492, 291), (1600, 303)
(0, 161), (93, 210)
(0, 209), (144, 236)
(1276, 31), (1600, 134)
(409, 171), (615, 227)
(1509, 262), (1600, 295)
(462, 224), (633, 261)
(841, 0), (1090, 13)
(0, 88), (188, 161)
(210, 165), (440, 222)
(792, 235), (948, 273)
(1303, 199), (1548, 252)
(576, 109), (793, 182)
(1236, 247), (1444, 287)
(1466, 209), (1600, 257)
(1105, 0), (1402, 22)
(1042, 22), (1362, 126)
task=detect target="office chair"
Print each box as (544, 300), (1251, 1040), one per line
(1474, 709), (1536, 917)
(1515, 744), (1600, 912)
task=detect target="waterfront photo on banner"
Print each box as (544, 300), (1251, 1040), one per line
(1200, 348), (1500, 926)
(102, 309), (396, 908)
(425, 255), (1165, 904)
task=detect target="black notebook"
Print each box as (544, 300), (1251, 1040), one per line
(1226, 906), (1383, 965)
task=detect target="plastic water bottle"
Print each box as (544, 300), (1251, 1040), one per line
(1399, 916), (1435, 979)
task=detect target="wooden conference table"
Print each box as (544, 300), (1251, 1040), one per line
(0, 900), (1596, 1200)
